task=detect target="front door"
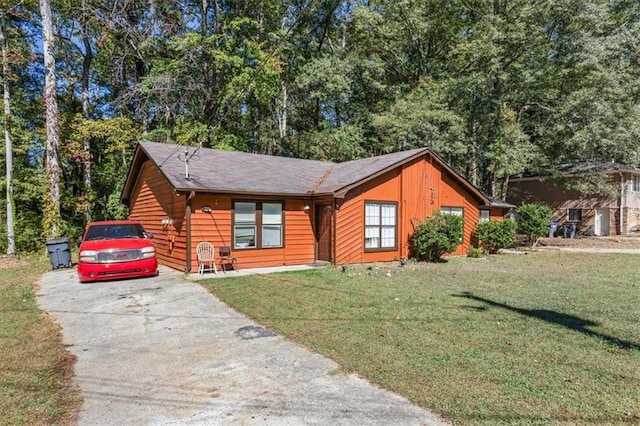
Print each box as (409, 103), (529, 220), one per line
(595, 208), (610, 236)
(315, 204), (332, 262)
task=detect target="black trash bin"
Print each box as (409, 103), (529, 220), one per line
(549, 221), (558, 237)
(562, 222), (576, 239)
(45, 237), (72, 269)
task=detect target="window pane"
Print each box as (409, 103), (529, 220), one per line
(262, 226), (282, 247)
(234, 226), (256, 248)
(263, 203), (282, 225)
(365, 226), (379, 238)
(366, 204), (380, 225)
(381, 226), (395, 247)
(442, 207), (463, 216)
(479, 210), (490, 222)
(365, 237), (380, 248)
(381, 204), (396, 225)
(365, 226), (380, 248)
(568, 209), (582, 221)
(235, 202), (256, 224)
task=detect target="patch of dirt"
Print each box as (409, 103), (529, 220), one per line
(0, 255), (26, 269)
(537, 236), (640, 249)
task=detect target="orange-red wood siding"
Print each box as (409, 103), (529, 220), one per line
(128, 161), (187, 271)
(335, 156), (489, 264)
(127, 155), (508, 271)
(188, 196), (316, 271)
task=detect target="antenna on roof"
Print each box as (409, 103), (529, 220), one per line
(177, 142), (203, 181)
(183, 146), (190, 180)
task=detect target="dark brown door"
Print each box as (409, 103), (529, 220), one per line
(315, 204), (332, 262)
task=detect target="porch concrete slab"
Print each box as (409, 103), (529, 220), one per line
(36, 266), (447, 426)
(186, 264), (325, 281)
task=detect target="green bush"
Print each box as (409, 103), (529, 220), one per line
(517, 203), (552, 246)
(475, 219), (517, 254)
(466, 246), (484, 258)
(411, 211), (464, 262)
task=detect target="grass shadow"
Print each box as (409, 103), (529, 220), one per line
(454, 292), (640, 352)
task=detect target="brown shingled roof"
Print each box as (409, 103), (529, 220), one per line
(319, 148), (428, 195)
(135, 141), (330, 196)
(121, 142), (507, 207)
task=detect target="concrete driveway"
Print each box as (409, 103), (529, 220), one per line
(36, 266), (447, 425)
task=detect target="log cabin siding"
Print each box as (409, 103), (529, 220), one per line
(128, 161), (187, 271)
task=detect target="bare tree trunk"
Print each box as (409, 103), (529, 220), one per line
(201, 0), (208, 35)
(212, 0), (220, 35)
(81, 0), (93, 223)
(500, 174), (509, 201)
(252, 113), (261, 153)
(0, 16), (14, 255)
(40, 0), (61, 238)
(277, 81), (287, 145)
(467, 122), (479, 186)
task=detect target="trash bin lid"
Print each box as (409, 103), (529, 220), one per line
(46, 237), (69, 245)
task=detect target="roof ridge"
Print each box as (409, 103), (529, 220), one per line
(312, 165), (335, 193)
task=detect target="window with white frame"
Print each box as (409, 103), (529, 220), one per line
(479, 209), (490, 222)
(365, 202), (397, 250)
(441, 206), (464, 242)
(441, 206), (464, 217)
(233, 201), (283, 249)
(262, 203), (283, 247)
(633, 176), (640, 192)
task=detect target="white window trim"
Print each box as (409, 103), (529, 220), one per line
(233, 201), (284, 249)
(364, 202), (397, 251)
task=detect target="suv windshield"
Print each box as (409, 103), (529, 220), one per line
(84, 224), (147, 241)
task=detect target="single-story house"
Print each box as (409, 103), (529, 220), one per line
(506, 162), (640, 236)
(121, 142), (513, 272)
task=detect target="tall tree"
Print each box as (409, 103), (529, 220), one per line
(445, 1), (549, 195)
(40, 0), (61, 238)
(80, 0), (93, 222)
(0, 10), (13, 254)
(542, 0), (640, 166)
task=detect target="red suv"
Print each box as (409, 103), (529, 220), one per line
(77, 220), (158, 283)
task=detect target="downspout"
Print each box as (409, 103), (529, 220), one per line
(332, 198), (338, 265)
(620, 173), (624, 235)
(185, 191), (195, 273)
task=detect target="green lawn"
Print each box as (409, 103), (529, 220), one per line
(201, 252), (640, 425)
(0, 257), (81, 425)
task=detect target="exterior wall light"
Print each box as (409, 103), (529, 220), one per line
(302, 204), (311, 211)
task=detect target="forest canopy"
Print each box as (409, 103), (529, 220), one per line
(1, 0), (639, 253)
